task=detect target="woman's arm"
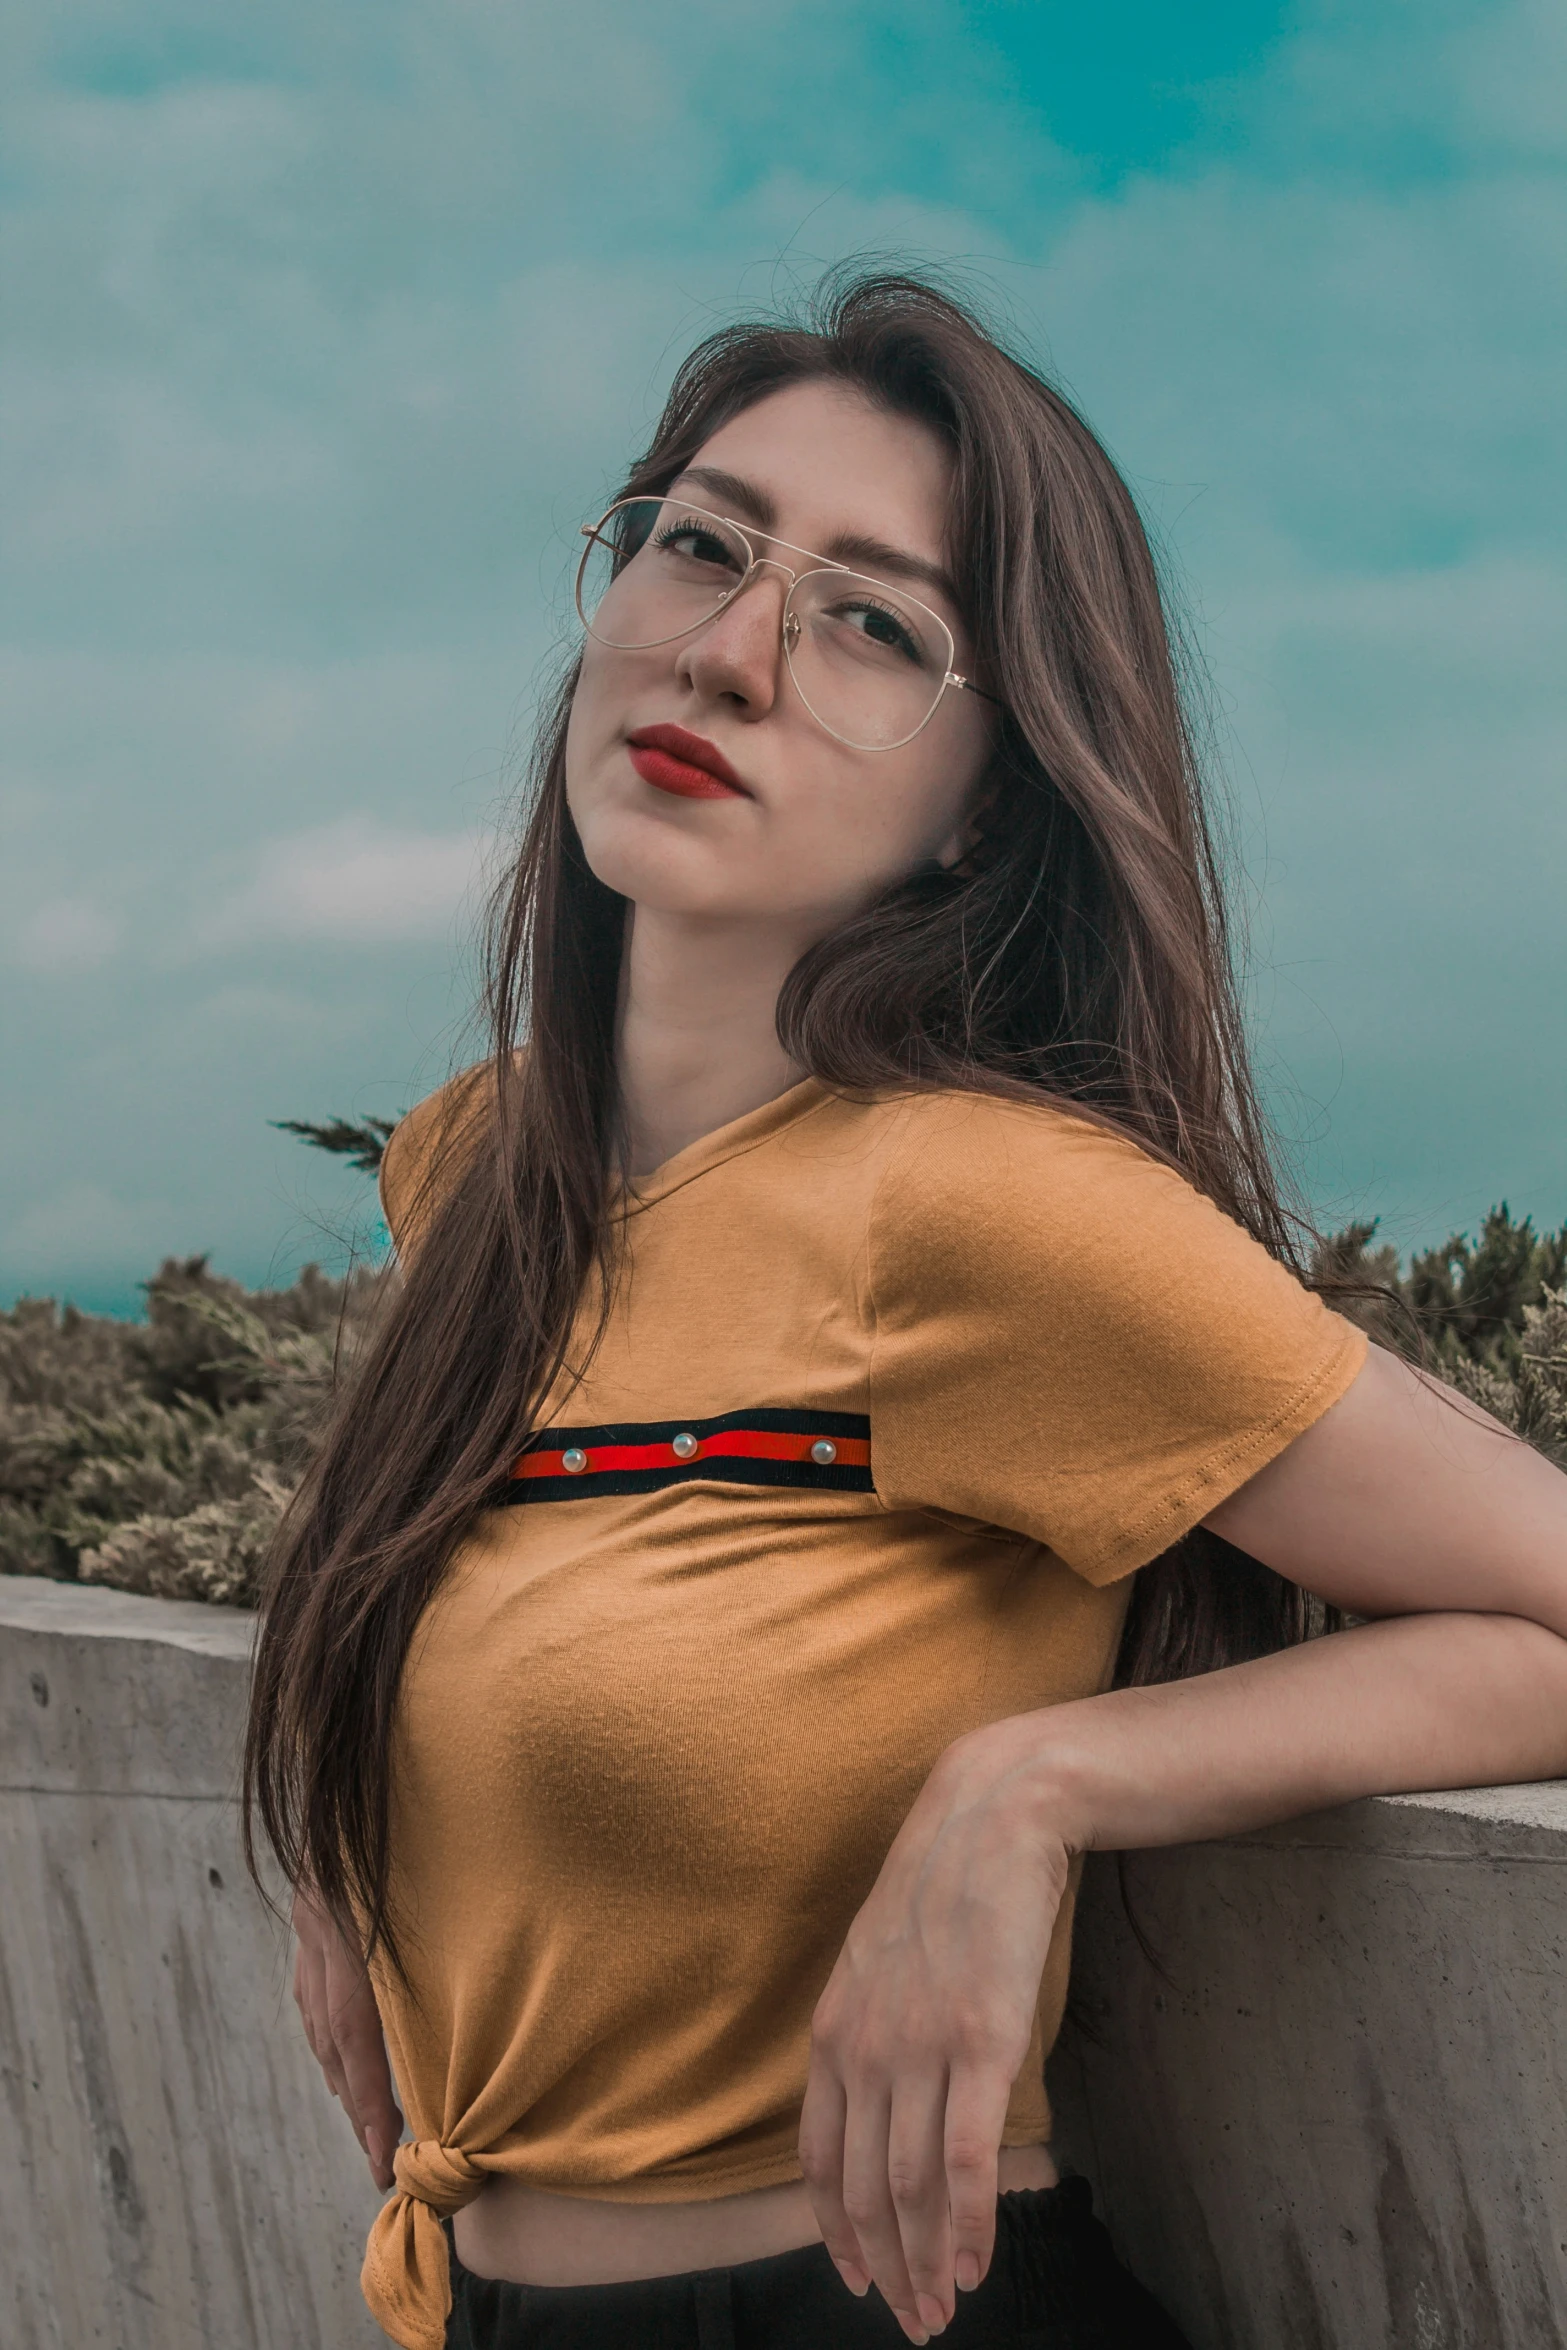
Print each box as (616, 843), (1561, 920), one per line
(1207, 1338), (1567, 1633)
(799, 1344), (1567, 2346)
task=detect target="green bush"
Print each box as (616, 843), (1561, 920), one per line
(2, 1204), (1562, 1607)
(0, 1256), (383, 1606)
(1310, 1205), (1567, 1467)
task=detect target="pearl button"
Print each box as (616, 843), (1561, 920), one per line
(671, 1432), (698, 1459)
(810, 1439), (837, 1466)
(561, 1447), (588, 1474)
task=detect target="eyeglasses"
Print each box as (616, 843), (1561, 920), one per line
(576, 496), (995, 754)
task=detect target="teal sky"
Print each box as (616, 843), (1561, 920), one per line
(3, 0), (1564, 1312)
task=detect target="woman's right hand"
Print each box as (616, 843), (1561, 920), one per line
(291, 1885), (403, 2191)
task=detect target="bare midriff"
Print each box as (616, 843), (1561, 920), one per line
(451, 2144), (1060, 2286)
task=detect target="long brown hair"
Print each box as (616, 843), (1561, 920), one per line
(246, 269), (1335, 1959)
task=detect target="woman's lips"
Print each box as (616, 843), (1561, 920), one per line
(626, 725), (747, 800)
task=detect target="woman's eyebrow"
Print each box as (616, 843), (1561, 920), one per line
(674, 465), (775, 528)
(824, 530), (961, 610)
(671, 465), (960, 610)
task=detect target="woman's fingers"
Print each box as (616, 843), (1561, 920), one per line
(291, 1890), (338, 2075)
(813, 2064), (960, 2346)
(290, 1888), (401, 2189)
(841, 2081), (926, 2341)
(798, 2058), (870, 2296)
(886, 2072), (958, 2337)
(942, 2065), (1011, 2294)
(805, 2042), (1010, 2342)
(321, 1931), (402, 2190)
(294, 1933), (338, 2086)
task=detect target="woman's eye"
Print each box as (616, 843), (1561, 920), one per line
(839, 600), (923, 663)
(657, 524), (738, 570)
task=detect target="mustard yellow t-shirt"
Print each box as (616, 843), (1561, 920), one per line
(361, 1077), (1365, 2349)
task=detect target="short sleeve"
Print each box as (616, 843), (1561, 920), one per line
(866, 1093), (1366, 1584)
(378, 1066), (490, 1264)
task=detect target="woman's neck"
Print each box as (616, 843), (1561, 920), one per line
(616, 905), (815, 1179)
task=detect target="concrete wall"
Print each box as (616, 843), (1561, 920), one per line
(1, 1576), (384, 2350)
(3, 1573), (1565, 2350)
(1051, 1786), (1567, 2348)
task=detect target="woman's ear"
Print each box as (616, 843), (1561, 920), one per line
(932, 770), (1003, 873)
(931, 824), (972, 873)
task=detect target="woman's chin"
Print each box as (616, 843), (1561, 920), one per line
(576, 827), (776, 922)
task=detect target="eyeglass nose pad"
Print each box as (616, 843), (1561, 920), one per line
(783, 611), (802, 648)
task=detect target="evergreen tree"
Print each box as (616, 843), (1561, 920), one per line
(272, 1115), (400, 1176)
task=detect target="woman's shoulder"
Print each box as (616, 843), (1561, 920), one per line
(378, 1063), (494, 1259)
(863, 1083), (1167, 1210)
(863, 1081), (1283, 1301)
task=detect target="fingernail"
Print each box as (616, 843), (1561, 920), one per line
(917, 2293), (948, 2333)
(955, 2251), (981, 2291)
(832, 2258), (870, 2297)
(366, 2130), (385, 2172)
(896, 2317), (930, 2348)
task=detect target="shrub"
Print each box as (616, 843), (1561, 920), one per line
(1309, 1203), (1567, 1472)
(0, 1257), (383, 1605)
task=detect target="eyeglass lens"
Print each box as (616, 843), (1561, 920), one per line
(577, 498), (953, 751)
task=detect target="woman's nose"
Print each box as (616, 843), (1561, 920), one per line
(675, 567), (789, 715)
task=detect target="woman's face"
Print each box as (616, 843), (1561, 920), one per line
(564, 379), (994, 940)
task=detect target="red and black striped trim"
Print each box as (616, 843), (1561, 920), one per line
(498, 1408), (873, 1503)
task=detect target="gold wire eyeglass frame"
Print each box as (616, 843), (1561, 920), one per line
(576, 497), (999, 754)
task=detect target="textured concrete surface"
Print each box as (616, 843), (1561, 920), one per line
(1050, 1786), (1567, 2348)
(0, 1576), (384, 2350)
(4, 1574), (1565, 2350)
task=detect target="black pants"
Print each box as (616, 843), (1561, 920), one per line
(445, 2177), (1192, 2348)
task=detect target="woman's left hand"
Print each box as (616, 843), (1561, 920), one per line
(798, 1722), (1070, 2345)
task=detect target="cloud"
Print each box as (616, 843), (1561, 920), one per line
(3, 0), (1565, 1305)
(1, 1181), (179, 1288)
(11, 896), (122, 972)
(197, 815), (492, 946)
(1272, 0), (1567, 165)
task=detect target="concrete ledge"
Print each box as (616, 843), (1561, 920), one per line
(5, 1573), (1565, 2348)
(1049, 1787), (1567, 2346)
(1, 1577), (384, 2350)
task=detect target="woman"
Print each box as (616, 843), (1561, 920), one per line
(247, 273), (1567, 2350)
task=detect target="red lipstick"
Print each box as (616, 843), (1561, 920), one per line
(627, 724), (748, 800)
